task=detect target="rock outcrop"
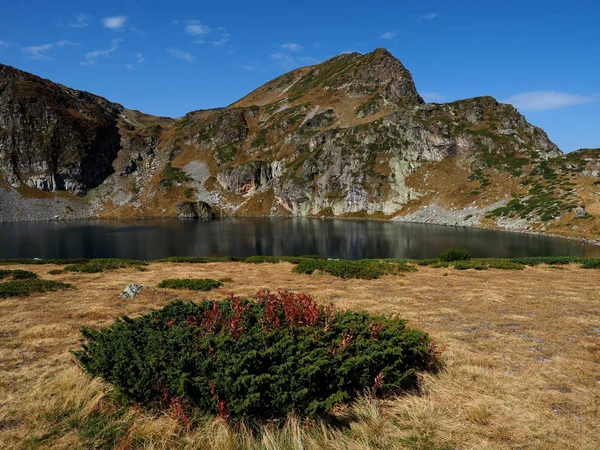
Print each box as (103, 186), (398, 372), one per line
(176, 201), (216, 220)
(0, 65), (123, 196)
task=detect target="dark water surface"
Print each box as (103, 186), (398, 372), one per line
(0, 218), (598, 260)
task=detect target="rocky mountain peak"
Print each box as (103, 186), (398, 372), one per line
(233, 48), (422, 109)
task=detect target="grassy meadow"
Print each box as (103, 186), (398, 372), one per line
(0, 257), (599, 449)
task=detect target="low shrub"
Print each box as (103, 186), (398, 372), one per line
(0, 269), (38, 280)
(64, 259), (148, 273)
(48, 269), (65, 275)
(509, 256), (583, 266)
(411, 258), (439, 266)
(156, 256), (244, 263)
(439, 248), (471, 262)
(244, 256), (286, 264)
(453, 261), (487, 270)
(244, 256), (326, 264)
(158, 278), (223, 291)
(487, 260), (525, 270)
(293, 259), (415, 279)
(456, 261), (489, 271)
(581, 258), (600, 269)
(0, 258), (90, 265)
(74, 291), (437, 421)
(0, 279), (72, 298)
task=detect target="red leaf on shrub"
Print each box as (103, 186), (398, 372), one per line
(226, 294), (250, 339)
(369, 322), (384, 340)
(201, 301), (222, 333)
(169, 395), (190, 427)
(209, 381), (229, 424)
(372, 372), (385, 397)
(339, 329), (354, 351)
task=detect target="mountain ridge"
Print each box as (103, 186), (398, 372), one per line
(1, 49), (599, 241)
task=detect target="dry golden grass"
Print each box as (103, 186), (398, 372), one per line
(1, 262), (599, 449)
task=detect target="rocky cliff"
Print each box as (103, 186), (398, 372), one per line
(0, 49), (598, 240)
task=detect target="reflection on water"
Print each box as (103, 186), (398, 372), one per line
(0, 218), (598, 260)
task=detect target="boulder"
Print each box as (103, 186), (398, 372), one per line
(574, 206), (588, 218)
(120, 284), (143, 298)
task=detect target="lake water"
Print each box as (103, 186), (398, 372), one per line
(0, 218), (598, 260)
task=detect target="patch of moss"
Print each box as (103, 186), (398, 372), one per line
(158, 163), (192, 190)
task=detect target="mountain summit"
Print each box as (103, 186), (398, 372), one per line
(0, 49), (598, 239)
(234, 48), (423, 110)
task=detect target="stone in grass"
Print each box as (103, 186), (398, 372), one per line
(120, 284), (144, 298)
(574, 206), (588, 219)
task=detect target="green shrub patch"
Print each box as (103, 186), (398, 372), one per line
(581, 258), (600, 269)
(453, 261), (488, 271)
(0, 279), (72, 298)
(244, 255), (288, 264)
(487, 260), (525, 270)
(158, 278), (223, 291)
(74, 291), (437, 421)
(0, 258), (90, 265)
(48, 269), (65, 275)
(0, 269), (38, 280)
(293, 259), (415, 279)
(156, 256), (244, 263)
(509, 256), (584, 266)
(244, 255), (326, 264)
(439, 248), (471, 262)
(64, 259), (148, 273)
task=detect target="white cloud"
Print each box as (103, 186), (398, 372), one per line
(103, 16), (128, 30)
(422, 91), (447, 103)
(270, 52), (318, 68)
(270, 52), (295, 67)
(212, 33), (230, 47)
(185, 21), (209, 36)
(281, 42), (302, 52)
(24, 44), (53, 59)
(68, 13), (91, 28)
(125, 52), (144, 69)
(23, 40), (79, 60)
(0, 40), (11, 48)
(80, 39), (121, 66)
(298, 56), (319, 64)
(418, 13), (440, 20)
(380, 31), (397, 39)
(503, 91), (598, 111)
(168, 48), (195, 62)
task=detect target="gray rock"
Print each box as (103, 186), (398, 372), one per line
(120, 284), (143, 298)
(574, 206), (588, 218)
(217, 161), (273, 195)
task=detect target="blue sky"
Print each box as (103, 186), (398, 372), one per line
(0, 0), (598, 152)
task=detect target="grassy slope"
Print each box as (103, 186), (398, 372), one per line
(0, 261), (599, 449)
